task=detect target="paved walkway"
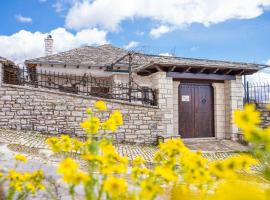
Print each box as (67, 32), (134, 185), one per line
(0, 129), (262, 199)
(0, 129), (249, 164)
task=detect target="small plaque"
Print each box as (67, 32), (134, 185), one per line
(181, 95), (190, 102)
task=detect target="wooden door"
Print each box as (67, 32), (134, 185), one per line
(179, 83), (214, 138)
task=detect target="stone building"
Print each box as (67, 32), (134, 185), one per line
(21, 36), (263, 142)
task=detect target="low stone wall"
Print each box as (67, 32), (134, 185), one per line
(0, 84), (164, 144)
(259, 108), (270, 128)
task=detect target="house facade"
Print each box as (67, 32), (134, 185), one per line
(23, 36), (260, 141)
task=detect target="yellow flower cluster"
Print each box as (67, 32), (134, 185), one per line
(103, 176), (127, 199)
(14, 154), (27, 162)
(7, 169), (44, 194)
(42, 101), (269, 199)
(80, 101), (123, 135)
(46, 134), (84, 153)
(234, 104), (270, 149)
(57, 158), (89, 185)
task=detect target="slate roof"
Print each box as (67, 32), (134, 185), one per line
(0, 56), (15, 66)
(25, 44), (128, 67)
(25, 44), (263, 73)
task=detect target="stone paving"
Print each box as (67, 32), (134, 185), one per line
(0, 129), (263, 199)
(0, 128), (250, 165)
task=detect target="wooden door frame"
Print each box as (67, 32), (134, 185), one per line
(178, 81), (215, 138)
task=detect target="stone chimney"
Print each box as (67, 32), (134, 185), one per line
(44, 35), (53, 56)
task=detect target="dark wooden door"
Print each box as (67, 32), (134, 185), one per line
(179, 83), (214, 138)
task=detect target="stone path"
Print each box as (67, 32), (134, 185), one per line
(0, 128), (249, 164)
(0, 129), (263, 199)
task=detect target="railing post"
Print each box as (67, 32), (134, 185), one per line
(128, 53), (132, 102)
(246, 81), (250, 104)
(0, 62), (3, 86)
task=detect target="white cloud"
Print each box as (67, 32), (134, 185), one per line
(159, 52), (173, 57)
(124, 41), (139, 49)
(149, 25), (172, 39)
(53, 2), (64, 13)
(15, 15), (32, 23)
(0, 28), (108, 64)
(247, 71), (270, 83)
(65, 0), (270, 37)
(267, 59), (270, 65)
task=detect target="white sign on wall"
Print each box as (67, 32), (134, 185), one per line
(181, 95), (190, 102)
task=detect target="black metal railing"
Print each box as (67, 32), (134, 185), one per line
(3, 67), (158, 106)
(244, 81), (270, 106)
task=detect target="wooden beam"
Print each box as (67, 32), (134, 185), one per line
(198, 67), (206, 73)
(155, 65), (163, 72)
(212, 68), (219, 74)
(184, 66), (191, 72)
(225, 69), (233, 75)
(169, 66), (177, 72)
(236, 69), (245, 75)
(167, 72), (236, 81)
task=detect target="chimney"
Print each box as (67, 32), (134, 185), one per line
(44, 35), (53, 56)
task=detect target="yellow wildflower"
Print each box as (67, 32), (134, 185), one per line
(46, 137), (61, 153)
(234, 104), (261, 131)
(210, 180), (268, 200)
(26, 183), (36, 194)
(60, 135), (72, 152)
(133, 156), (145, 166)
(71, 171), (90, 185)
(102, 117), (117, 132)
(86, 107), (92, 114)
(103, 176), (127, 198)
(110, 110), (123, 126)
(14, 154), (27, 162)
(155, 166), (177, 182)
(58, 158), (78, 175)
(80, 116), (100, 134)
(72, 139), (83, 152)
(94, 100), (107, 111)
(131, 167), (150, 182)
(139, 179), (162, 200)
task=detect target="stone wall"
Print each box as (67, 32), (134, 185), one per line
(259, 108), (270, 128)
(151, 72), (174, 136)
(212, 82), (226, 139)
(0, 84), (164, 144)
(173, 81), (180, 135)
(224, 76), (244, 140)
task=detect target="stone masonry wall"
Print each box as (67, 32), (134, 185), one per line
(224, 76), (244, 140)
(258, 108), (270, 128)
(0, 84), (164, 144)
(173, 81), (180, 135)
(212, 82), (226, 139)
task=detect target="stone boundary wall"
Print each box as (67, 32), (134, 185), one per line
(258, 107), (270, 128)
(0, 84), (164, 144)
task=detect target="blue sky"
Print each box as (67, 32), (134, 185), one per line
(1, 0), (270, 76)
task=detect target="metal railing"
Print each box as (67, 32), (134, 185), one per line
(244, 81), (270, 106)
(3, 66), (158, 106)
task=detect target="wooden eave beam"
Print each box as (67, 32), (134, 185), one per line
(184, 66), (192, 72)
(154, 65), (164, 72)
(212, 68), (219, 74)
(167, 72), (236, 81)
(198, 67), (206, 73)
(225, 69), (233, 75)
(236, 69), (245, 75)
(169, 66), (177, 72)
